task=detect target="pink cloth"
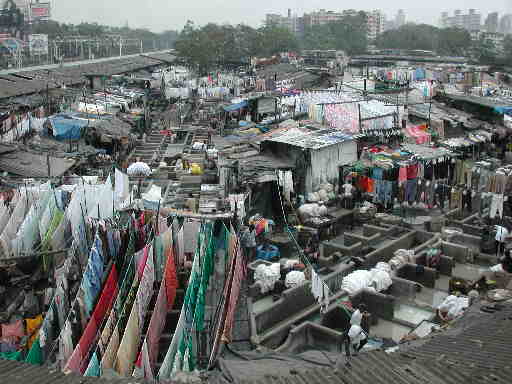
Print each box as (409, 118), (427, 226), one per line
(398, 167), (408, 183)
(1, 320), (25, 339)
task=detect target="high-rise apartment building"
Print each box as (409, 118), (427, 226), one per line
(485, 12), (499, 33)
(499, 14), (512, 34)
(266, 8), (385, 41)
(302, 9), (343, 28)
(440, 9), (481, 31)
(265, 9), (302, 36)
(395, 10), (406, 28)
(367, 10), (385, 41)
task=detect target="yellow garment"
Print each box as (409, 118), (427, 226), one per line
(25, 315), (43, 349)
(190, 163), (203, 175)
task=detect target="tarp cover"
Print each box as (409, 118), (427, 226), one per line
(223, 100), (248, 112)
(49, 116), (89, 140)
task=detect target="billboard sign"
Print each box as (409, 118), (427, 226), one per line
(29, 34), (48, 54)
(30, 2), (51, 21)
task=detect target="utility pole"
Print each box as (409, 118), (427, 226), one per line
(119, 36), (123, 57)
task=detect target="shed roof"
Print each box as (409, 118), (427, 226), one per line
(0, 52), (174, 100)
(219, 303), (512, 384)
(265, 128), (354, 150)
(0, 150), (77, 177)
(0, 359), (145, 384)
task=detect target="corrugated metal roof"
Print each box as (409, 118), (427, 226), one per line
(0, 53), (174, 100)
(232, 303), (512, 384)
(0, 150), (77, 177)
(0, 359), (145, 383)
(266, 128), (354, 150)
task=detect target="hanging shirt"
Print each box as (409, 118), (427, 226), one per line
(495, 226), (509, 242)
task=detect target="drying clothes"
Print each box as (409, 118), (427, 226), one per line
(25, 315), (43, 350)
(495, 225), (509, 242)
(311, 269), (330, 313)
(59, 322), (74, 368)
(114, 297), (141, 376)
(490, 194), (504, 219)
(398, 167), (407, 184)
(24, 338), (43, 365)
(64, 266), (119, 374)
(114, 168), (130, 209)
(1, 320), (25, 340)
(84, 352), (101, 377)
(406, 164), (418, 179)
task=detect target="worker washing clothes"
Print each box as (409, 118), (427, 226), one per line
(342, 304), (370, 365)
(341, 324), (368, 364)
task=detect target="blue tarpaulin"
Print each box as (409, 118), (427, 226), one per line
(495, 106), (512, 115)
(223, 100), (248, 112)
(49, 117), (89, 141)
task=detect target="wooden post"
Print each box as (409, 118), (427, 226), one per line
(46, 154), (51, 178)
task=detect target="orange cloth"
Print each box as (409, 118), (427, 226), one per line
(25, 315), (43, 349)
(366, 178), (375, 193)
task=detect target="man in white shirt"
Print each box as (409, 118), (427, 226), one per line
(495, 225), (509, 257)
(341, 182), (354, 209)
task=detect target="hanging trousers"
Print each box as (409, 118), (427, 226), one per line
(490, 194), (504, 219)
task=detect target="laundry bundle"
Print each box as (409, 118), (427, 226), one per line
(389, 249), (415, 270)
(127, 162), (151, 176)
(284, 271), (306, 289)
(254, 263), (281, 294)
(341, 270), (373, 295)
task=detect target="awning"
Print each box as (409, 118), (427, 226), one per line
(223, 100), (248, 112)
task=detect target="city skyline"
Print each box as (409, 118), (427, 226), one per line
(47, 1), (512, 32)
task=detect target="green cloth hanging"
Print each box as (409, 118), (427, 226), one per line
(0, 350), (23, 361)
(25, 338), (43, 365)
(154, 235), (165, 282)
(84, 352), (101, 377)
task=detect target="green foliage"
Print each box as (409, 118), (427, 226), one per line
(376, 24), (472, 56)
(301, 12), (368, 55)
(174, 22), (299, 73)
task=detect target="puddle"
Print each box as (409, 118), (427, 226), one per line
(394, 303), (433, 325)
(370, 319), (411, 343)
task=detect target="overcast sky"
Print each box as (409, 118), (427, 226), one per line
(52, 0), (512, 32)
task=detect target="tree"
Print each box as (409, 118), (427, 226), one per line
(173, 22), (299, 73)
(472, 37), (498, 65)
(301, 13), (368, 54)
(504, 35), (512, 60)
(437, 27), (471, 56)
(376, 24), (438, 51)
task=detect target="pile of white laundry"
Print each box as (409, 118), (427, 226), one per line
(254, 263), (281, 294)
(127, 162), (151, 177)
(341, 263), (393, 295)
(388, 249), (415, 271)
(285, 270), (306, 289)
